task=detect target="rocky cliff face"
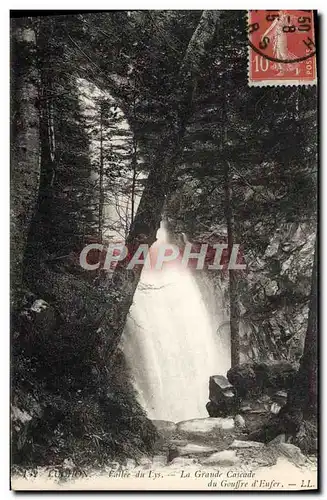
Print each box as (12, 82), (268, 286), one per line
(237, 222), (315, 363)
(169, 219), (315, 365)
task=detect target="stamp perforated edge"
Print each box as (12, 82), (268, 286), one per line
(247, 10), (317, 87)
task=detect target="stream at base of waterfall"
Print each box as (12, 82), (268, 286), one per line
(121, 221), (231, 423)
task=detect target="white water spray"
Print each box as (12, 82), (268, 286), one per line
(122, 222), (230, 422)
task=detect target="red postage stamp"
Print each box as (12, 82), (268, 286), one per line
(247, 10), (317, 86)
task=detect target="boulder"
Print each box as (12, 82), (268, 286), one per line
(240, 414), (271, 435)
(201, 450), (239, 466)
(169, 457), (199, 467)
(270, 443), (306, 467)
(254, 361), (296, 392)
(239, 394), (284, 419)
(177, 417), (235, 436)
(229, 439), (265, 449)
(208, 375), (238, 416)
(152, 420), (177, 434)
(175, 443), (217, 455)
(240, 395), (272, 414)
(210, 374), (233, 394)
(151, 454), (168, 467)
(230, 446), (277, 469)
(227, 362), (296, 398)
(137, 456), (153, 468)
(169, 438), (189, 447)
(206, 401), (220, 417)
(227, 363), (257, 397)
(269, 434), (286, 444)
(237, 397), (272, 434)
(169, 443), (218, 462)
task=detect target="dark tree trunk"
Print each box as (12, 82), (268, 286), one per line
(23, 17), (58, 272)
(130, 92), (137, 225)
(130, 136), (137, 225)
(11, 19), (40, 306)
(97, 11), (222, 359)
(98, 103), (104, 242)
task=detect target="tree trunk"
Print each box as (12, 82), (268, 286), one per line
(10, 19), (40, 306)
(98, 11), (221, 359)
(98, 103), (104, 242)
(130, 92), (137, 225)
(23, 17), (57, 272)
(130, 135), (137, 225)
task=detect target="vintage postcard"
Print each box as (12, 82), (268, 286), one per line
(10, 10), (318, 491)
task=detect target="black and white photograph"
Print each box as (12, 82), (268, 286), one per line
(10, 9), (318, 491)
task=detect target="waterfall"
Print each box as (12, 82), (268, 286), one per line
(79, 80), (231, 422)
(122, 221), (231, 423)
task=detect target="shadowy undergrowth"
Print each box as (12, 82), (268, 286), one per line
(11, 291), (157, 467)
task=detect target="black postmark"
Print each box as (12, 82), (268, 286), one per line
(247, 10), (316, 64)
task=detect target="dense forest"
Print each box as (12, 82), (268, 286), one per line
(11, 11), (317, 472)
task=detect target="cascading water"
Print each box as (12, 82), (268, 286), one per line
(122, 221), (231, 422)
(79, 84), (230, 421)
